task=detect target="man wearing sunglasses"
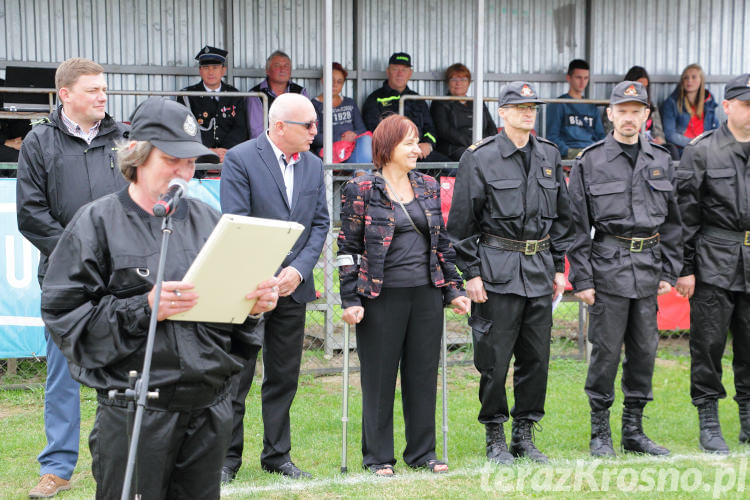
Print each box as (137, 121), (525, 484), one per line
(448, 82), (573, 465)
(219, 93), (329, 482)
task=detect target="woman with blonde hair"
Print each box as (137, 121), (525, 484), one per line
(661, 63), (719, 158)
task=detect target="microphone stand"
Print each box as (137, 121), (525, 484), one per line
(110, 214), (174, 500)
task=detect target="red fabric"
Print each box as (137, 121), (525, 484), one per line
(318, 131), (372, 163)
(439, 176), (455, 226)
(657, 289), (690, 330)
(684, 114), (704, 139)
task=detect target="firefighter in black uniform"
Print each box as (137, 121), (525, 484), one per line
(675, 73), (750, 454)
(180, 45), (248, 169)
(568, 81), (682, 457)
(448, 82), (573, 464)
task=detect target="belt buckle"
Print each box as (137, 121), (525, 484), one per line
(745, 231), (750, 246)
(630, 237), (644, 252)
(524, 240), (538, 256)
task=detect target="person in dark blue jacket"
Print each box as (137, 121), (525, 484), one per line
(545, 59), (606, 159)
(661, 63), (719, 159)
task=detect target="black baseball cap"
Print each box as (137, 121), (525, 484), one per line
(195, 45), (228, 66)
(388, 52), (412, 67)
(498, 81), (544, 106)
(129, 97), (218, 160)
(609, 80), (648, 106)
(725, 73), (750, 101)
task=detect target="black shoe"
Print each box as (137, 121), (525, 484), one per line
(739, 402), (750, 444)
(621, 406), (670, 456)
(509, 419), (548, 463)
(485, 423), (514, 465)
(261, 461), (312, 479)
(697, 400), (729, 454)
(590, 409), (616, 457)
(220, 466), (236, 485)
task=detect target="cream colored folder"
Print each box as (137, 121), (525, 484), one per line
(169, 214), (304, 324)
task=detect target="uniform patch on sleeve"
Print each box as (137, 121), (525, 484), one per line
(648, 167), (664, 179)
(543, 167), (553, 177)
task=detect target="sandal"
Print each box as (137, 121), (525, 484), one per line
(420, 459), (448, 473)
(365, 463), (395, 476)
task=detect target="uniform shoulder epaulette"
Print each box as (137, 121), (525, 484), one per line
(689, 129), (716, 145)
(30, 117), (51, 127)
(467, 135), (495, 152)
(575, 139), (604, 159)
(534, 135), (558, 149)
(650, 142), (671, 155)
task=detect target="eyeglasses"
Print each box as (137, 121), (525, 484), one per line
(283, 120), (318, 130)
(506, 104), (539, 112)
(449, 77), (470, 84)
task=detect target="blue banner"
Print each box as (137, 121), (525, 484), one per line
(0, 178), (221, 359)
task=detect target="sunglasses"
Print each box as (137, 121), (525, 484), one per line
(284, 119), (318, 130)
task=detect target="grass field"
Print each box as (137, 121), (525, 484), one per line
(2, 345), (749, 499)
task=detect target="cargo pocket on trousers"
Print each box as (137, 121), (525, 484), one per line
(469, 315), (494, 372)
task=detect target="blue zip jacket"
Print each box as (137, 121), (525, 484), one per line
(661, 87), (719, 149)
(545, 93), (605, 157)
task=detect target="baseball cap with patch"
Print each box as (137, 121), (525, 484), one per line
(129, 97), (218, 160)
(724, 73), (750, 101)
(498, 81), (545, 106)
(388, 52), (412, 67)
(609, 80), (648, 106)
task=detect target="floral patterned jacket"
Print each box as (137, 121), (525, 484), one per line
(337, 170), (466, 308)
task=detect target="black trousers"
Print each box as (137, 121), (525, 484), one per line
(224, 296), (307, 471)
(90, 395), (231, 500)
(689, 283), (750, 405)
(471, 293), (552, 425)
(356, 285), (443, 467)
(584, 292), (659, 411)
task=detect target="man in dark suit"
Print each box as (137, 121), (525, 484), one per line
(180, 45), (248, 167)
(219, 93), (329, 481)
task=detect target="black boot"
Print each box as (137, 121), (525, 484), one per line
(590, 410), (615, 457)
(739, 403), (750, 444)
(509, 419), (548, 463)
(621, 406), (670, 456)
(697, 400), (729, 454)
(485, 423), (514, 465)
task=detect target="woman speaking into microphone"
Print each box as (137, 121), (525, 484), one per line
(40, 97), (279, 499)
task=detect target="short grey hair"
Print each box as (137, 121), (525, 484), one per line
(265, 50), (291, 71)
(117, 140), (154, 182)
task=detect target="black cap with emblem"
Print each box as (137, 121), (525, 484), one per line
(498, 81), (545, 106)
(129, 97), (218, 160)
(609, 80), (648, 106)
(724, 73), (750, 101)
(195, 45), (228, 66)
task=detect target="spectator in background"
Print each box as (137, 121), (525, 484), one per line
(179, 45), (248, 166)
(362, 52), (450, 165)
(661, 63), (719, 159)
(0, 77), (32, 172)
(311, 62), (372, 164)
(430, 63), (497, 161)
(338, 114), (470, 476)
(546, 59), (606, 159)
(601, 66), (665, 145)
(247, 50), (309, 139)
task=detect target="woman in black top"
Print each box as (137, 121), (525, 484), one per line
(430, 63), (497, 161)
(338, 115), (470, 476)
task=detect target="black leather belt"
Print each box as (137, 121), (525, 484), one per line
(480, 233), (550, 255)
(702, 225), (750, 246)
(594, 233), (660, 252)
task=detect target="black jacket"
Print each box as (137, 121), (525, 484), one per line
(180, 81), (248, 150)
(677, 123), (750, 292)
(41, 189), (261, 392)
(447, 131), (573, 298)
(430, 98), (497, 160)
(361, 81), (438, 146)
(15, 107), (129, 280)
(568, 133), (683, 298)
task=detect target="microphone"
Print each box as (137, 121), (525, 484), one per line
(153, 178), (188, 217)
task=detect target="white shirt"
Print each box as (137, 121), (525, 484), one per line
(267, 131), (300, 208)
(203, 82), (221, 100)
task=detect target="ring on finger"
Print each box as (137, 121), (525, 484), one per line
(170, 301), (175, 306)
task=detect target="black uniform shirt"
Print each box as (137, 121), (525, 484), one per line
(447, 131), (573, 298)
(180, 81), (248, 150)
(568, 133), (683, 298)
(677, 123), (750, 291)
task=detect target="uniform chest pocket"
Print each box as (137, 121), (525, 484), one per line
(589, 180), (628, 221)
(108, 256), (154, 297)
(645, 178), (673, 217)
(705, 168), (737, 201)
(487, 178), (523, 219)
(536, 176), (558, 218)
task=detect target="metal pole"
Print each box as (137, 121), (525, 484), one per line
(472, 0), (485, 143)
(223, 0), (234, 81)
(341, 322), (350, 473)
(441, 311), (449, 463)
(322, 0), (336, 357)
